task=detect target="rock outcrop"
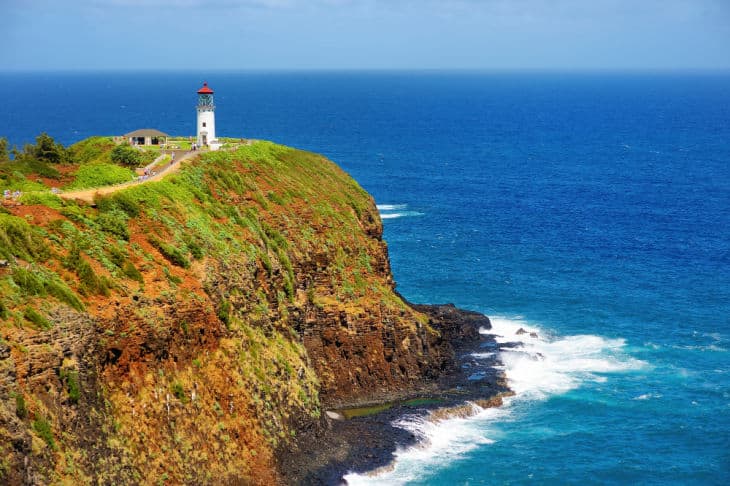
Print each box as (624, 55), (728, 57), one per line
(0, 140), (502, 484)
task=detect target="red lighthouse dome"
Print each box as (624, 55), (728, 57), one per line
(197, 82), (214, 94)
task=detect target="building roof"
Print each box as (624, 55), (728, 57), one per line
(123, 129), (169, 138)
(197, 82), (214, 94)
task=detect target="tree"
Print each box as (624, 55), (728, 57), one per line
(32, 132), (67, 164)
(16, 132), (68, 164)
(0, 137), (8, 162)
(110, 143), (141, 167)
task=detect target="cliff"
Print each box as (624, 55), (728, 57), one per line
(0, 140), (480, 484)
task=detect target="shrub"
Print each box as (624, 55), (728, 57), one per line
(24, 307), (51, 330)
(110, 143), (142, 167)
(44, 279), (84, 311)
(18, 133), (68, 165)
(18, 192), (64, 209)
(149, 238), (190, 268)
(0, 300), (7, 320)
(68, 136), (115, 164)
(110, 192), (141, 217)
(122, 261), (143, 283)
(32, 418), (56, 450)
(0, 137), (7, 162)
(12, 266), (83, 311)
(108, 245), (127, 267)
(217, 299), (231, 327)
(12, 267), (45, 295)
(171, 382), (187, 403)
(0, 214), (49, 262)
(60, 369), (80, 404)
(65, 246), (110, 296)
(97, 209), (130, 240)
(66, 163), (135, 190)
(15, 394), (27, 419)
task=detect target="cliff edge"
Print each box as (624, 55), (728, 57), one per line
(0, 140), (503, 484)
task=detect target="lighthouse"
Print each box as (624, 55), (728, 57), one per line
(196, 81), (219, 150)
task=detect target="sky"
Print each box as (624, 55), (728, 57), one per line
(0, 0), (728, 71)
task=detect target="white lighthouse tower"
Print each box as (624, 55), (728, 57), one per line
(196, 81), (219, 150)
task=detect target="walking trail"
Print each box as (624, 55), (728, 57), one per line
(59, 150), (197, 203)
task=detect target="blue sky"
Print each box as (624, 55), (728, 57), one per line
(1, 0), (728, 70)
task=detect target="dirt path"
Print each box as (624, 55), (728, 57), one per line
(59, 151), (197, 203)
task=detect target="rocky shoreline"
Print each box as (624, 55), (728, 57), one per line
(277, 303), (513, 485)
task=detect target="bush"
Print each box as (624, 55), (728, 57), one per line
(24, 306), (51, 330)
(171, 382), (187, 402)
(68, 136), (115, 164)
(111, 191), (140, 218)
(12, 267), (45, 295)
(15, 394), (27, 419)
(66, 163), (135, 190)
(217, 299), (231, 327)
(65, 246), (110, 296)
(12, 266), (83, 311)
(110, 143), (141, 167)
(0, 214), (49, 262)
(32, 418), (56, 450)
(45, 279), (84, 311)
(17, 133), (68, 165)
(108, 245), (127, 268)
(122, 261), (143, 283)
(60, 369), (80, 404)
(18, 192), (64, 209)
(97, 209), (130, 240)
(149, 238), (190, 268)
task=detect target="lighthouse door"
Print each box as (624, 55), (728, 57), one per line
(202, 135), (208, 145)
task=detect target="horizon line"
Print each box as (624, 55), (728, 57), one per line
(2, 67), (730, 75)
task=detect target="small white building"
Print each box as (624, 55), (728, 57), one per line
(196, 82), (221, 151)
(123, 129), (169, 146)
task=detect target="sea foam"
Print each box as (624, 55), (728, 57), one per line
(488, 317), (646, 399)
(345, 316), (646, 484)
(344, 404), (507, 486)
(377, 203), (424, 220)
(376, 204), (408, 211)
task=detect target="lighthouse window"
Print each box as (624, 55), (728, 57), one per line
(202, 122), (206, 127)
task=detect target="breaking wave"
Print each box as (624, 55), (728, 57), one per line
(344, 316), (646, 484)
(377, 203), (424, 220)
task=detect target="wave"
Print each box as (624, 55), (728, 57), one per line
(488, 317), (646, 398)
(344, 404), (507, 486)
(380, 211), (424, 220)
(376, 204), (408, 211)
(345, 316), (646, 484)
(377, 203), (424, 220)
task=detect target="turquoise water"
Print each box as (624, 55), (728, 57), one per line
(2, 71), (729, 484)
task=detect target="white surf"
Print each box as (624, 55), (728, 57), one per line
(344, 316), (646, 485)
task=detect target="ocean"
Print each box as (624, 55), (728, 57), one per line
(2, 71), (729, 484)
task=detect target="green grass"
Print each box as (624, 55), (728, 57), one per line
(149, 237), (190, 268)
(32, 418), (56, 450)
(10, 265), (84, 311)
(0, 214), (50, 262)
(65, 162), (136, 190)
(64, 246), (110, 297)
(18, 192), (65, 209)
(15, 394), (27, 419)
(0, 170), (49, 192)
(68, 136), (115, 164)
(24, 306), (52, 330)
(61, 369), (81, 404)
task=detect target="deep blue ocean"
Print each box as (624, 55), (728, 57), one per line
(2, 71), (729, 484)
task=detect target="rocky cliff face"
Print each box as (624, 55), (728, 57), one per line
(0, 141), (464, 484)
